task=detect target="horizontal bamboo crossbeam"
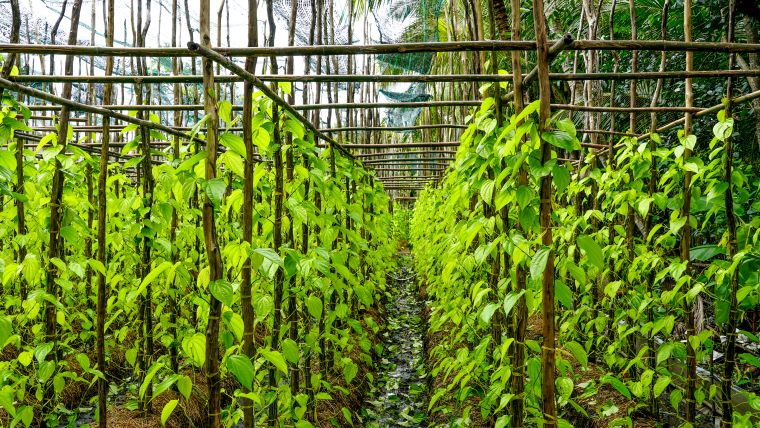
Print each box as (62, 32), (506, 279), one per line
(16, 69), (760, 85)
(21, 102), (700, 114)
(552, 69), (760, 81)
(0, 77), (195, 141)
(356, 150), (457, 158)
(344, 142), (461, 149)
(28, 115), (87, 122)
(371, 167), (447, 172)
(384, 187), (425, 191)
(28, 102), (479, 111)
(376, 175), (440, 179)
(554, 104), (702, 113)
(565, 39), (760, 52)
(324, 125), (468, 132)
(363, 158), (453, 164)
(566, 129), (637, 137)
(12, 74), (518, 84)
(0, 41), (537, 57)
(24, 125), (191, 132)
(18, 100), (712, 114)
(297, 101), (481, 110)
(4, 39), (759, 57)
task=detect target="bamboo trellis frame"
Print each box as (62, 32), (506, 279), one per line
(7, 2), (756, 426)
(2, 37), (760, 202)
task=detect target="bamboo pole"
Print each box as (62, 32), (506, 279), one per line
(323, 142), (461, 149)
(682, 0), (698, 424)
(372, 167), (448, 172)
(510, 0), (528, 422)
(7, 39), (760, 57)
(240, 0), (257, 425)
(356, 151), (457, 158)
(199, 0), (225, 425)
(323, 124), (468, 132)
(20, 101), (708, 113)
(14, 69), (760, 85)
(168, 0), (181, 376)
(43, 0), (83, 416)
(95, 0), (115, 424)
(532, 0), (557, 426)
(721, 2), (740, 426)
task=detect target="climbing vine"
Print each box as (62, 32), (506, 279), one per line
(411, 98), (760, 427)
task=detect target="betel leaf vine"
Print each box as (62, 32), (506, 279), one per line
(411, 96), (760, 427)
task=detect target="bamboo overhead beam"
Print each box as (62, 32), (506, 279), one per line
(5, 39), (760, 57)
(323, 125), (469, 132)
(23, 102), (706, 113)
(15, 69), (760, 85)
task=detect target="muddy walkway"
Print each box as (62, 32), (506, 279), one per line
(363, 257), (428, 427)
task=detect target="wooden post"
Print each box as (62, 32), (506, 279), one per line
(285, 0), (301, 401)
(510, 0), (528, 424)
(532, 0), (557, 426)
(95, 0), (115, 425)
(646, 2), (670, 420)
(240, 0), (258, 426)
(199, 0), (225, 426)
(43, 0), (83, 416)
(682, 0), (698, 424)
(168, 0), (181, 376)
(721, 1), (740, 426)
(6, 0), (25, 304)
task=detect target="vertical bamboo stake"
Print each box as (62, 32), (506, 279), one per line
(509, 0), (527, 425)
(96, 0), (115, 425)
(132, 0), (155, 412)
(199, 0), (225, 426)
(184, 0), (200, 331)
(682, 0), (698, 424)
(44, 0), (83, 416)
(265, 0), (285, 422)
(0, 0), (20, 101)
(629, 1), (638, 133)
(168, 0), (182, 376)
(4, 0), (25, 300)
(216, 0), (226, 98)
(48, 0), (69, 94)
(303, 0), (317, 415)
(486, 1), (505, 423)
(721, 1), (739, 426)
(647, 2), (669, 419)
(84, 0), (96, 315)
(532, 0), (557, 426)
(240, 0), (258, 426)
(285, 0), (300, 401)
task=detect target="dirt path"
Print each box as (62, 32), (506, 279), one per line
(363, 257), (428, 427)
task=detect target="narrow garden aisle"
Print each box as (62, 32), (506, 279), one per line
(363, 256), (428, 427)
